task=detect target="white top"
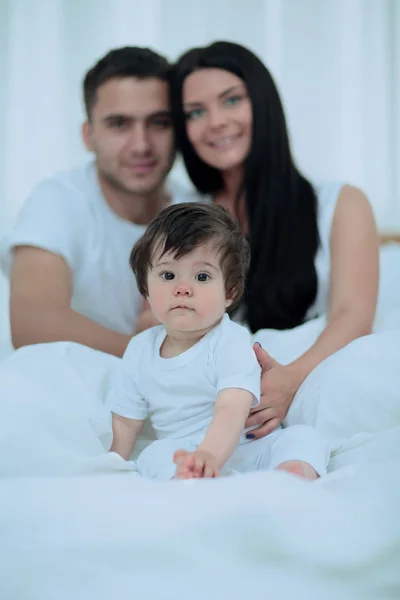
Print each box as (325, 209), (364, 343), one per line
(306, 182), (344, 319)
(107, 314), (261, 442)
(0, 162), (201, 335)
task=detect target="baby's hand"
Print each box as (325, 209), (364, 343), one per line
(173, 449), (220, 479)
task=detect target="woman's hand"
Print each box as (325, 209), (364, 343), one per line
(245, 344), (302, 439)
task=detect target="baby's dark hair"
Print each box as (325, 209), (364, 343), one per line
(130, 203), (250, 312)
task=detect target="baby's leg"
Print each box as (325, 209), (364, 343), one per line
(137, 439), (196, 480)
(269, 425), (331, 479)
(226, 435), (276, 473)
(275, 460), (319, 480)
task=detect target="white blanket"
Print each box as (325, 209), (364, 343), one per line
(1, 314), (400, 598)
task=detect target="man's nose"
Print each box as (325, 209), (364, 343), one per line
(128, 123), (151, 154)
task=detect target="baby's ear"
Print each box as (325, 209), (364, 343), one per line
(225, 286), (238, 308)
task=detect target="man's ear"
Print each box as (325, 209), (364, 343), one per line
(82, 122), (93, 152)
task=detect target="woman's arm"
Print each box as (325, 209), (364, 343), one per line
(246, 186), (379, 438)
(287, 185), (379, 386)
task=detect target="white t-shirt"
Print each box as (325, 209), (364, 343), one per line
(0, 162), (201, 335)
(107, 314), (261, 442)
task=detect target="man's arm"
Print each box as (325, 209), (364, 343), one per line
(10, 246), (132, 357)
(198, 389), (254, 468)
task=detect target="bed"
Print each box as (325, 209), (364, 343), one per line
(0, 241), (400, 599)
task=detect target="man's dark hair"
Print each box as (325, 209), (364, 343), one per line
(83, 46), (171, 120)
(130, 203), (250, 312)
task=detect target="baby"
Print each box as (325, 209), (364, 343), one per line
(107, 203), (330, 480)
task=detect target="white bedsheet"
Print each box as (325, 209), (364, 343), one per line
(1, 316), (400, 599)
(1, 458), (399, 600)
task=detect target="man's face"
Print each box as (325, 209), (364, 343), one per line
(83, 77), (175, 197)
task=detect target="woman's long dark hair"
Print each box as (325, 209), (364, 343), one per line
(170, 41), (319, 332)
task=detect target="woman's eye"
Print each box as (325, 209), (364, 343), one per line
(196, 273), (210, 282)
(161, 272), (175, 280)
(224, 95), (241, 106)
(185, 107), (205, 121)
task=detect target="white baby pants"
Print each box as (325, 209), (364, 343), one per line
(136, 425), (330, 481)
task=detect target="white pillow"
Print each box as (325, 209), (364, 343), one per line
(284, 329), (400, 450)
(0, 341), (156, 457)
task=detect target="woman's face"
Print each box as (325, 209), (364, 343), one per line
(182, 68), (252, 172)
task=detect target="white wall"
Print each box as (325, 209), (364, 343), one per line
(0, 0), (398, 343)
(1, 0), (399, 229)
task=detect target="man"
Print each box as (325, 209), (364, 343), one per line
(0, 47), (201, 357)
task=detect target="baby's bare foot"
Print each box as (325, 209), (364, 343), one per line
(275, 460), (319, 480)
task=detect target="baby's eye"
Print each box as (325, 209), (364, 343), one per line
(161, 271), (175, 280)
(196, 272), (210, 282)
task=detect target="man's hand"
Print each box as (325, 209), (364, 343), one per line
(134, 299), (159, 335)
(173, 449), (220, 479)
(134, 310), (159, 335)
(245, 343), (301, 439)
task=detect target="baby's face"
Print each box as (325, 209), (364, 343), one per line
(146, 241), (232, 335)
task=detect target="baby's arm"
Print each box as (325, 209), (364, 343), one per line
(107, 335), (150, 461)
(110, 414), (144, 460)
(175, 390), (253, 478)
(198, 389), (253, 467)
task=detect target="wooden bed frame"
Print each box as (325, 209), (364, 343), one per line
(380, 234), (400, 244)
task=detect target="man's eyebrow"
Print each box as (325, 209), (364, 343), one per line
(147, 110), (172, 119)
(102, 110), (171, 123)
(102, 114), (131, 123)
(183, 84), (245, 108)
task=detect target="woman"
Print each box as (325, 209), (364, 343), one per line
(170, 41), (379, 438)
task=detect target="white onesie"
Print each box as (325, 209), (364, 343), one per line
(107, 314), (330, 479)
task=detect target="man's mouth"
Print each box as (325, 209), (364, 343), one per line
(122, 161), (156, 173)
